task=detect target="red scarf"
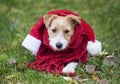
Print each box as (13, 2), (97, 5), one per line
(26, 10), (95, 75)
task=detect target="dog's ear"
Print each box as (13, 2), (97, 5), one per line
(44, 14), (58, 28)
(66, 15), (81, 27)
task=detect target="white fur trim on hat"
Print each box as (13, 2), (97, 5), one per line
(22, 34), (42, 55)
(87, 40), (102, 56)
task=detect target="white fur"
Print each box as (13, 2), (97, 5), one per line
(62, 62), (78, 73)
(87, 40), (102, 56)
(22, 34), (42, 55)
(49, 33), (68, 50)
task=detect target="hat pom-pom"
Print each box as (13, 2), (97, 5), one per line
(87, 40), (102, 56)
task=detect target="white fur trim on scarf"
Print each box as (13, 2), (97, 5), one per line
(87, 40), (102, 56)
(22, 34), (42, 55)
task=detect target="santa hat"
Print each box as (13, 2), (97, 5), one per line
(22, 10), (101, 56)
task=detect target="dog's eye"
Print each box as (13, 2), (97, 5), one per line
(52, 29), (56, 33)
(64, 30), (69, 34)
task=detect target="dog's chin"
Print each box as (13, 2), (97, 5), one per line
(53, 47), (67, 51)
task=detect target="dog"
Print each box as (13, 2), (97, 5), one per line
(22, 10), (101, 75)
(44, 14), (81, 74)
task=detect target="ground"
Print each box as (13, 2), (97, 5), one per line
(0, 0), (120, 84)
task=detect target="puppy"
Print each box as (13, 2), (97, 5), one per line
(44, 14), (81, 74)
(22, 10), (101, 76)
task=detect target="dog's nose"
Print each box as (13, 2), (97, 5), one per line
(56, 42), (63, 49)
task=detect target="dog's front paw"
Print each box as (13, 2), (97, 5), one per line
(62, 62), (78, 73)
(62, 66), (75, 73)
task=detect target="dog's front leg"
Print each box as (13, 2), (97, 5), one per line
(62, 62), (78, 73)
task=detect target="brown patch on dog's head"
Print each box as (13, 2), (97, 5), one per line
(44, 14), (58, 28)
(66, 14), (81, 28)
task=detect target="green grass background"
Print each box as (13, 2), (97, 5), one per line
(0, 0), (120, 84)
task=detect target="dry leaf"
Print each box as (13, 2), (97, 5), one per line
(63, 77), (73, 81)
(6, 74), (15, 79)
(63, 76), (74, 84)
(105, 55), (118, 66)
(99, 51), (109, 56)
(16, 82), (24, 84)
(8, 58), (17, 65)
(63, 76), (81, 84)
(99, 79), (109, 84)
(12, 19), (20, 25)
(85, 65), (96, 74)
(110, 69), (114, 74)
(92, 72), (100, 82)
(99, 51), (109, 58)
(74, 75), (89, 83)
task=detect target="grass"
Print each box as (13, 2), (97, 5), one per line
(0, 0), (120, 84)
